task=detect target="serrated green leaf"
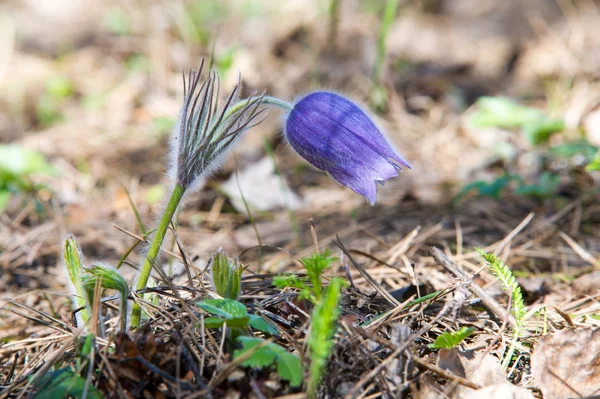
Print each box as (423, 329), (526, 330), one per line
(276, 351), (303, 388)
(248, 314), (278, 335)
(234, 337), (277, 368)
(234, 337), (303, 387)
(428, 327), (475, 349)
(476, 249), (526, 321)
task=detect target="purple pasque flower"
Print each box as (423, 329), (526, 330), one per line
(284, 91), (410, 204)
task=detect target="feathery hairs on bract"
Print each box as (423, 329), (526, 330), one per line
(175, 60), (266, 189)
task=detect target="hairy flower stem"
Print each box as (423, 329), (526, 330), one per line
(225, 96), (292, 120)
(131, 183), (186, 327)
(130, 96), (291, 329)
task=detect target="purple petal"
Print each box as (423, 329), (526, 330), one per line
(292, 92), (411, 169)
(284, 91), (410, 203)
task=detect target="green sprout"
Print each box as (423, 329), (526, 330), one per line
(307, 277), (343, 398)
(428, 327), (475, 349)
(477, 249), (527, 370)
(210, 250), (243, 300)
(370, 0), (399, 112)
(274, 250), (338, 303)
(64, 235), (91, 327)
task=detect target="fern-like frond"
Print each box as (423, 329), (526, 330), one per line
(476, 248), (526, 326)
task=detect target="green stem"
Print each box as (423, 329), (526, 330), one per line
(224, 96), (293, 122)
(130, 183), (186, 327)
(373, 0), (399, 85)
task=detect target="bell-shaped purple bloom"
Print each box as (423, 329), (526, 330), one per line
(284, 91), (411, 204)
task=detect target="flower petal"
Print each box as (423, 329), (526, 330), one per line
(291, 92), (411, 168)
(284, 91), (410, 203)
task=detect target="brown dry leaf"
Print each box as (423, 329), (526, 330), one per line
(437, 347), (506, 398)
(463, 383), (534, 399)
(531, 328), (600, 399)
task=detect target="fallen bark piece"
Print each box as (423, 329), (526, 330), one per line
(531, 328), (600, 399)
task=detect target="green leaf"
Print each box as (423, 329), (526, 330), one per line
(197, 298), (247, 318)
(523, 118), (565, 145)
(33, 367), (103, 399)
(585, 152), (600, 171)
(197, 298), (250, 328)
(550, 140), (598, 159)
(234, 337), (277, 368)
(203, 317), (226, 328)
(234, 337), (303, 387)
(248, 314), (278, 335)
(428, 327), (475, 349)
(276, 352), (304, 388)
(470, 96), (564, 145)
(0, 145), (54, 177)
(273, 274), (313, 301)
(514, 172), (559, 199)
(454, 174), (521, 203)
(81, 264), (129, 331)
(470, 97), (543, 129)
(82, 265), (129, 296)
